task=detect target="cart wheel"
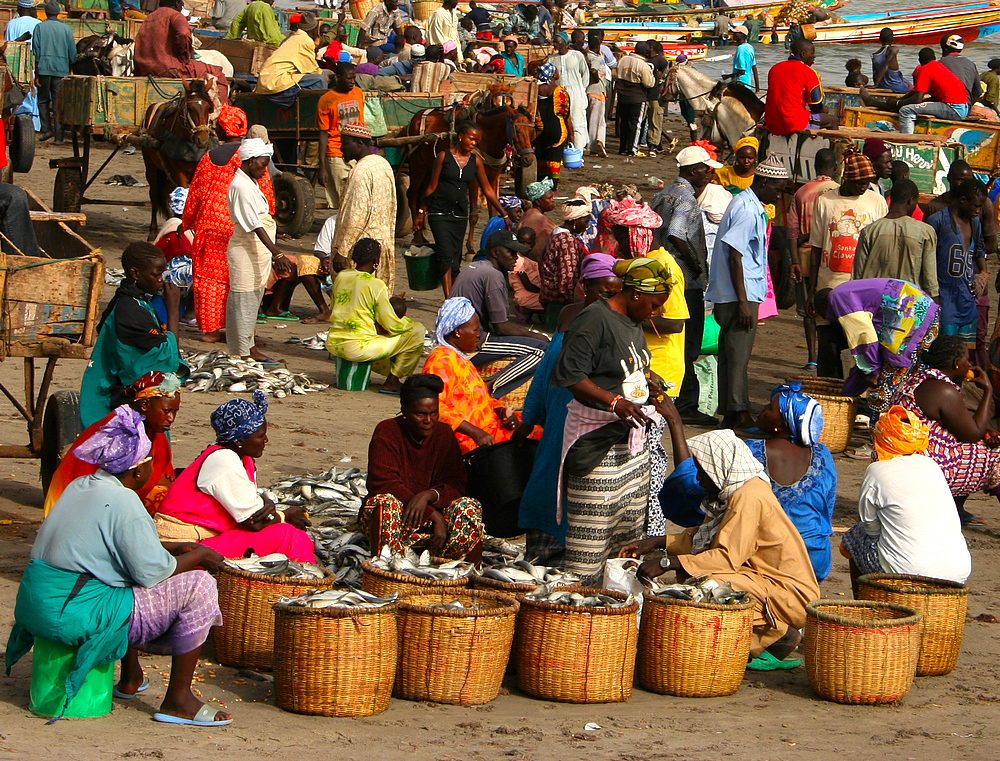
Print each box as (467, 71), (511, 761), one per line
(9, 114), (35, 174)
(273, 172), (315, 238)
(53, 166), (83, 215)
(39, 390), (82, 494)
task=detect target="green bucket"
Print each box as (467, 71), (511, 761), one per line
(403, 248), (439, 291)
(29, 637), (114, 719)
(335, 358), (372, 391)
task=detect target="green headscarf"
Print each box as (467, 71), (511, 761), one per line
(612, 257), (672, 294)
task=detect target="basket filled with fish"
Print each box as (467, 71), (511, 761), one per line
(394, 589), (519, 706)
(273, 589), (399, 717)
(214, 554), (336, 671)
(638, 577), (755, 698)
(472, 561), (580, 594)
(362, 547), (473, 597)
(515, 587), (639, 704)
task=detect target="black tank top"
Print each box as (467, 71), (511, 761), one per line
(427, 150), (478, 218)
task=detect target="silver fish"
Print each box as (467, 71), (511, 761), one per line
(179, 350), (330, 398)
(225, 553), (326, 580)
(525, 587), (632, 609)
(277, 588), (397, 609)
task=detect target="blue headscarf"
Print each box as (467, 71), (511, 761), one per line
(211, 391), (269, 444)
(535, 62), (557, 84)
(73, 406), (152, 474)
(434, 297), (477, 352)
(771, 382), (824, 447)
(168, 186), (188, 217)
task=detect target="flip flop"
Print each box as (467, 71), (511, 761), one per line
(265, 311), (299, 321)
(747, 651), (802, 671)
(256, 315), (267, 324)
(258, 357), (282, 367)
(153, 702), (233, 727)
(962, 514), (988, 527)
(844, 444), (873, 460)
(113, 677), (149, 699)
(378, 388), (401, 395)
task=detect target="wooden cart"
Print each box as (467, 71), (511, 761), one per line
(0, 39), (37, 176)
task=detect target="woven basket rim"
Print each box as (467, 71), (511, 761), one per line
(809, 391), (858, 403)
(517, 586), (638, 615)
(273, 599), (399, 618)
(786, 375), (844, 386)
(397, 588), (520, 617)
(471, 573), (578, 593)
(642, 589), (756, 611)
(806, 598), (920, 627)
(219, 564), (336, 586)
(857, 573), (969, 596)
(361, 558), (471, 587)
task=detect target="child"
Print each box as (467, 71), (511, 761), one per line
(586, 68), (607, 157)
(509, 226), (543, 320)
(845, 58), (868, 87)
(263, 214), (335, 324)
(890, 160), (924, 220)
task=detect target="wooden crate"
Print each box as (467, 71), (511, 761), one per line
(437, 72), (538, 116)
(2, 40), (33, 84)
(64, 17), (126, 41)
(196, 36), (275, 76)
(56, 75), (186, 128)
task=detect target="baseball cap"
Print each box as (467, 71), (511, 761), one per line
(676, 145), (723, 169)
(486, 229), (529, 253)
(944, 34), (965, 51)
(732, 24), (749, 35)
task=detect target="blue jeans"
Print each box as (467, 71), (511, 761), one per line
(898, 100), (969, 133)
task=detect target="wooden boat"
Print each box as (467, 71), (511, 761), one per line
(586, 0), (843, 22)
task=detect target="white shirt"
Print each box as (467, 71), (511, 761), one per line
(858, 454), (971, 584)
(314, 214), (338, 255)
(228, 167), (271, 234)
(197, 448), (264, 523)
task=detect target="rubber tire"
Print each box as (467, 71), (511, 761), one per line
(770, 224), (796, 311)
(39, 390), (82, 494)
(9, 114), (35, 174)
(273, 171), (315, 238)
(53, 166), (83, 215)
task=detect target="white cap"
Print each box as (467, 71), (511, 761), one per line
(944, 34), (965, 51)
(411, 43), (426, 57)
(677, 145), (723, 169)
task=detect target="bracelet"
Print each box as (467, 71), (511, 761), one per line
(609, 394), (624, 413)
(273, 253), (285, 260)
(430, 488), (441, 504)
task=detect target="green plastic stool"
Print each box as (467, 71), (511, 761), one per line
(29, 637), (114, 719)
(335, 358), (372, 391)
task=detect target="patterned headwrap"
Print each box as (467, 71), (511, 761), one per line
(842, 147), (875, 182)
(556, 30), (569, 42)
(127, 371), (182, 402)
(341, 122), (372, 139)
(733, 135), (759, 154)
(771, 381), (824, 447)
(217, 104), (248, 138)
(500, 195), (524, 211)
(211, 391), (268, 444)
(687, 429), (767, 553)
(874, 405), (929, 461)
(602, 197), (663, 256)
(580, 252), (617, 281)
(526, 176), (554, 201)
(562, 199), (591, 221)
(168, 187), (188, 217)
(442, 39), (457, 54)
(535, 62), (557, 84)
(73, 406), (152, 475)
(434, 296), (477, 350)
(612, 257), (671, 294)
(753, 153), (790, 179)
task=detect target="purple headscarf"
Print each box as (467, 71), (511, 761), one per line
(73, 406), (152, 474)
(580, 253), (618, 282)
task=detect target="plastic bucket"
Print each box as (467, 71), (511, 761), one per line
(463, 439), (538, 538)
(563, 143), (583, 169)
(335, 358), (372, 391)
(29, 637), (114, 719)
(403, 247), (439, 291)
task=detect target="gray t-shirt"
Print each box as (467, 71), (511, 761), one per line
(32, 469), (177, 588)
(940, 54), (982, 104)
(449, 259), (511, 343)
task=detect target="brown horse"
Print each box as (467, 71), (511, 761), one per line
(402, 83), (538, 256)
(140, 79), (214, 239)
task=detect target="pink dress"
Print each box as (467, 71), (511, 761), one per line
(758, 223), (778, 321)
(510, 255), (543, 311)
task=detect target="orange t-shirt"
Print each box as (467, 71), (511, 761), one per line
(316, 86), (366, 157)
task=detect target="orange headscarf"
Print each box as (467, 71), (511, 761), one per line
(873, 405), (929, 461)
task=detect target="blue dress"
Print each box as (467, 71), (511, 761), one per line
(657, 457), (706, 529)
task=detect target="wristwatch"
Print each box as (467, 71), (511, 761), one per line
(659, 554), (672, 570)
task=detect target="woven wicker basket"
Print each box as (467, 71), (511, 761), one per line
(786, 375), (846, 396)
(478, 359), (528, 412)
(804, 599), (921, 704)
(349, 0), (375, 20)
(637, 591), (755, 697)
(857, 573), (969, 676)
(516, 587), (638, 703)
(810, 392), (858, 453)
(214, 566), (337, 671)
(361, 559), (470, 597)
(395, 589), (518, 705)
(273, 601), (398, 716)
(412, 0), (441, 20)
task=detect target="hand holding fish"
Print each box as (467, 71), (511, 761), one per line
(636, 558), (666, 583)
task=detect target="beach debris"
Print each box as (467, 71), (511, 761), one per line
(277, 588), (398, 609)
(524, 587), (632, 608)
(181, 350), (329, 397)
(224, 553), (326, 579)
(104, 173), (146, 187)
(285, 330), (329, 350)
(650, 575), (747, 605)
(975, 613), (998, 623)
(369, 546), (475, 581)
(478, 560), (579, 587)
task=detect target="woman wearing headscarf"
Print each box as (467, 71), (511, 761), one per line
(594, 195), (663, 259)
(518, 177), (557, 259)
(551, 258), (671, 584)
(547, 32), (589, 162)
(841, 406), (971, 590)
(621, 429), (820, 671)
(6, 407), (231, 726)
(422, 298), (519, 453)
(363, 374), (485, 561)
(713, 135), (759, 194)
(45, 372), (182, 517)
(539, 198), (591, 329)
(532, 61), (571, 186)
(155, 392), (316, 561)
(746, 382), (837, 581)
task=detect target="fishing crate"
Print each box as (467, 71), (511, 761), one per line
(361, 558), (469, 597)
(637, 591), (755, 698)
(273, 600), (398, 716)
(857, 574), (969, 676)
(516, 587), (638, 704)
(195, 36), (275, 77)
(394, 589), (518, 706)
(56, 75), (186, 129)
(214, 565), (338, 671)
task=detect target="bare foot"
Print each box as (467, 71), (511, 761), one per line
(201, 331), (224, 343)
(159, 692), (232, 723)
(254, 337), (267, 348)
(766, 626), (802, 661)
(381, 375), (402, 392)
(300, 309), (331, 324)
(249, 348), (278, 363)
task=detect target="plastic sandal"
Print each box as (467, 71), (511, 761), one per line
(265, 311), (298, 321)
(113, 676), (149, 699)
(747, 651), (802, 671)
(962, 514), (987, 527)
(153, 702), (233, 727)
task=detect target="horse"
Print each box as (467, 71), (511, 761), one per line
(139, 78), (214, 240)
(401, 82), (538, 256)
(73, 32), (133, 76)
(665, 62), (765, 156)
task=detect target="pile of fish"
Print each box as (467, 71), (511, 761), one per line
(285, 331), (329, 351)
(368, 546), (475, 581)
(276, 588), (397, 610)
(427, 599), (480, 611)
(262, 466), (367, 530)
(480, 536), (525, 568)
(650, 576), (748, 605)
(478, 560), (580, 588)
(524, 586), (633, 609)
(309, 529), (370, 587)
(225, 553), (326, 580)
(181, 350), (329, 397)
(105, 268), (125, 286)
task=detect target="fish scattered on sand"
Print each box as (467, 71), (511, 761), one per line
(369, 546), (474, 581)
(225, 553), (326, 579)
(277, 588), (398, 609)
(650, 576), (747, 605)
(285, 331), (329, 351)
(478, 560), (580, 587)
(524, 587), (632, 608)
(181, 350), (329, 397)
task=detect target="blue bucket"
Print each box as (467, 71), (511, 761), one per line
(563, 143), (583, 169)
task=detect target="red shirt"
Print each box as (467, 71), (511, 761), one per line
(912, 61), (967, 105)
(765, 58), (823, 136)
(0, 116), (7, 169)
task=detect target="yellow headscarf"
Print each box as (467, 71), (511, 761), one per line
(733, 136), (760, 154)
(873, 405), (929, 461)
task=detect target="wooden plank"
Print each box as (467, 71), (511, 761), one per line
(57, 75), (186, 128)
(29, 211), (88, 224)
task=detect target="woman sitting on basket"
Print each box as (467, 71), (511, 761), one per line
(363, 374), (485, 562)
(44, 371), (183, 517)
(155, 392), (316, 562)
(621, 429), (820, 672)
(422, 297), (520, 453)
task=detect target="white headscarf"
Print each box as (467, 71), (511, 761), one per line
(238, 138), (274, 161)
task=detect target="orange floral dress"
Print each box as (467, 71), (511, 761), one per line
(423, 346), (514, 453)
